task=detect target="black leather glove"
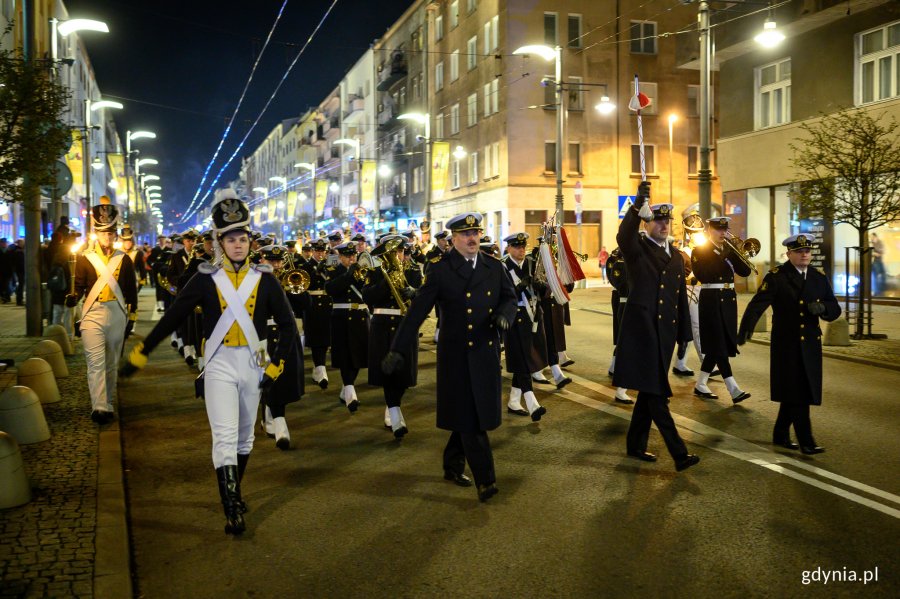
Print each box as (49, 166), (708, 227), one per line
(736, 329), (751, 346)
(515, 274), (532, 292)
(492, 312), (510, 331)
(401, 286), (417, 300)
(807, 300), (826, 316)
(124, 321), (134, 339)
(65, 293), (79, 308)
(119, 361), (140, 378)
(634, 181), (651, 209)
(381, 351), (405, 375)
(259, 374), (275, 390)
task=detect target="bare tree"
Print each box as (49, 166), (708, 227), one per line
(790, 108), (900, 338)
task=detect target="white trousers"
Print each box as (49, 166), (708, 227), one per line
(689, 294), (703, 359)
(203, 345), (263, 468)
(81, 301), (126, 413)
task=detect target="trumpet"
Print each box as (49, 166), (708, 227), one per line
(278, 252), (310, 294)
(354, 251), (376, 284)
(724, 230), (761, 275)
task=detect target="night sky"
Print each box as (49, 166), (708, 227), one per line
(65, 0), (412, 225)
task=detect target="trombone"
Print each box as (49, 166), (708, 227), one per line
(724, 231), (761, 275)
(279, 252), (310, 294)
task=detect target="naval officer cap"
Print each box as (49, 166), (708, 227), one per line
(446, 212), (484, 232)
(311, 238), (328, 251)
(327, 230), (343, 242)
(212, 190), (251, 237)
(259, 244), (287, 261)
(350, 233), (366, 242)
(648, 203), (674, 221)
(371, 234), (407, 256)
(783, 234), (816, 251)
(284, 239), (296, 248)
(434, 230), (449, 240)
(335, 241), (358, 256)
(504, 232), (529, 247)
(706, 216), (731, 230)
(301, 240), (312, 251)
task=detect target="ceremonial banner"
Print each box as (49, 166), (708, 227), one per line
(268, 198), (277, 222)
(431, 141), (450, 201)
(360, 161), (376, 205)
(287, 191), (298, 219)
(315, 180), (328, 216)
(254, 204), (262, 227)
(65, 130), (84, 187)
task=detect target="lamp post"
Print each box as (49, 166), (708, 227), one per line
(84, 99), (122, 236)
(396, 112), (430, 227)
(513, 44), (565, 221)
(126, 130), (156, 217)
(668, 114), (678, 203)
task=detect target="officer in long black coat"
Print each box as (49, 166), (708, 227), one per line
(500, 232), (548, 421)
(613, 183), (698, 471)
(383, 212), (517, 501)
(300, 239), (333, 388)
(737, 234), (841, 454)
(324, 242), (370, 413)
(690, 217), (753, 402)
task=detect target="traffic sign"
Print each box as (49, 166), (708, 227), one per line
(41, 160), (73, 197)
(352, 219), (366, 233)
(618, 195), (635, 219)
(353, 206), (367, 219)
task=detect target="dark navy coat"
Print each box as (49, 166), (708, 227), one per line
(324, 263), (369, 369)
(691, 241), (752, 357)
(612, 208), (692, 397)
(501, 254), (548, 374)
(738, 263), (841, 406)
(391, 249), (517, 433)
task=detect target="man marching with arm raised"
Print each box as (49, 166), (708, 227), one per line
(120, 193), (296, 535)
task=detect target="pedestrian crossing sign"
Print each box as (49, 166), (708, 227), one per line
(618, 196), (635, 219)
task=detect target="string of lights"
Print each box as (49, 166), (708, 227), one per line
(181, 0), (343, 223)
(180, 0), (291, 222)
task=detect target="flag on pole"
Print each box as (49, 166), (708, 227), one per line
(629, 74), (654, 222)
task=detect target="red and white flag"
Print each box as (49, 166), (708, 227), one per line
(628, 91), (652, 112)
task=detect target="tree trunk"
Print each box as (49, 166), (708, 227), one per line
(24, 181), (43, 336)
(856, 227), (869, 338)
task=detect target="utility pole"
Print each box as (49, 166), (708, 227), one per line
(698, 1), (712, 221)
(554, 45), (565, 222)
(23, 0), (43, 335)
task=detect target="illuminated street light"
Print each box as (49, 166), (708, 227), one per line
(57, 19), (108, 36)
(452, 145), (467, 160)
(144, 185), (161, 192)
(329, 182), (340, 193)
(91, 157), (103, 170)
(128, 131), (157, 142)
(269, 176), (287, 184)
(136, 158), (158, 168)
(595, 96), (616, 115)
(90, 100), (123, 111)
(754, 19), (785, 48)
(142, 175), (160, 182)
(378, 164), (392, 178)
(252, 187), (268, 195)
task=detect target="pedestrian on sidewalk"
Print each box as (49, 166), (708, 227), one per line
(120, 193), (296, 535)
(737, 234), (841, 454)
(614, 182), (699, 472)
(66, 198), (139, 423)
(598, 245), (609, 283)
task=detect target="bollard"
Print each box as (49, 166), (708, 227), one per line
(17, 358), (61, 404)
(823, 317), (851, 347)
(0, 386), (50, 444)
(0, 431), (31, 508)
(31, 340), (69, 378)
(44, 324), (74, 356)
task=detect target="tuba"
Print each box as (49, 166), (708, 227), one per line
(682, 213), (708, 250)
(724, 231), (762, 275)
(380, 238), (411, 314)
(354, 251), (376, 284)
(279, 253), (310, 294)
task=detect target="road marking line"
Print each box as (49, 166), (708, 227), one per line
(557, 370), (900, 520)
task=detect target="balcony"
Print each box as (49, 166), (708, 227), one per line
(378, 104), (398, 131)
(376, 52), (408, 92)
(314, 124), (327, 146)
(343, 95), (366, 122)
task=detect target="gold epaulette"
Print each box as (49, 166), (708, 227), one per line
(770, 266), (780, 274)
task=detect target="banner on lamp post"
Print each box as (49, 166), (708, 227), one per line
(361, 161), (376, 205)
(65, 130), (84, 187)
(431, 141), (450, 201)
(107, 153), (127, 205)
(315, 180), (328, 216)
(287, 191), (298, 219)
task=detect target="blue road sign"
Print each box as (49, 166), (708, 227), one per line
(352, 219), (366, 233)
(618, 195), (635, 219)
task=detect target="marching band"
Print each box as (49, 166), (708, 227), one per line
(56, 179), (838, 533)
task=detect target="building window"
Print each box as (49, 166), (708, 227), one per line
(491, 79), (499, 114)
(545, 142), (556, 173)
(491, 142), (500, 177)
(450, 103), (460, 135)
(469, 151), (478, 184)
(450, 1), (459, 30)
(568, 142), (582, 174)
(491, 16), (499, 51)
(450, 50), (459, 82)
(467, 93), (478, 127)
(435, 61), (444, 90)
(484, 144), (492, 179)
(688, 85), (700, 117)
(544, 12), (557, 46)
(484, 82), (491, 117)
(467, 36), (478, 70)
(412, 166), (421, 194)
(568, 75), (584, 110)
(688, 146), (699, 175)
(755, 58), (791, 129)
(630, 21), (657, 54)
(631, 144), (656, 175)
(629, 80), (658, 115)
(451, 158), (460, 189)
(857, 21), (900, 104)
(467, 0), (476, 15)
(484, 21), (491, 55)
(435, 112), (444, 139)
(435, 15), (444, 41)
(568, 14), (582, 48)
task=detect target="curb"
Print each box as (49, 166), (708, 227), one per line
(94, 419), (133, 598)
(747, 338), (900, 372)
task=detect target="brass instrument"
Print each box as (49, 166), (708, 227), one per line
(354, 251), (375, 284)
(683, 213), (705, 232)
(723, 230), (761, 275)
(279, 252), (310, 294)
(571, 251), (588, 262)
(380, 238), (410, 315)
(157, 272), (177, 296)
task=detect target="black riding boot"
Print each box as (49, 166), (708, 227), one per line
(215, 465), (246, 535)
(236, 453), (250, 513)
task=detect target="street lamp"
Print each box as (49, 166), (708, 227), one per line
(754, 19), (785, 48)
(595, 95), (616, 115)
(252, 187), (268, 195)
(145, 185), (161, 193)
(91, 157), (104, 170)
(142, 174), (160, 182)
(136, 158), (158, 168)
(329, 182), (340, 193)
(514, 43), (565, 220)
(295, 163), (316, 220)
(83, 98), (122, 235)
(668, 114), (678, 203)
(57, 19), (109, 36)
(378, 164), (393, 178)
(452, 145), (468, 160)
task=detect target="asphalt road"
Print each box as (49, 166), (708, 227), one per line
(119, 287), (899, 598)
